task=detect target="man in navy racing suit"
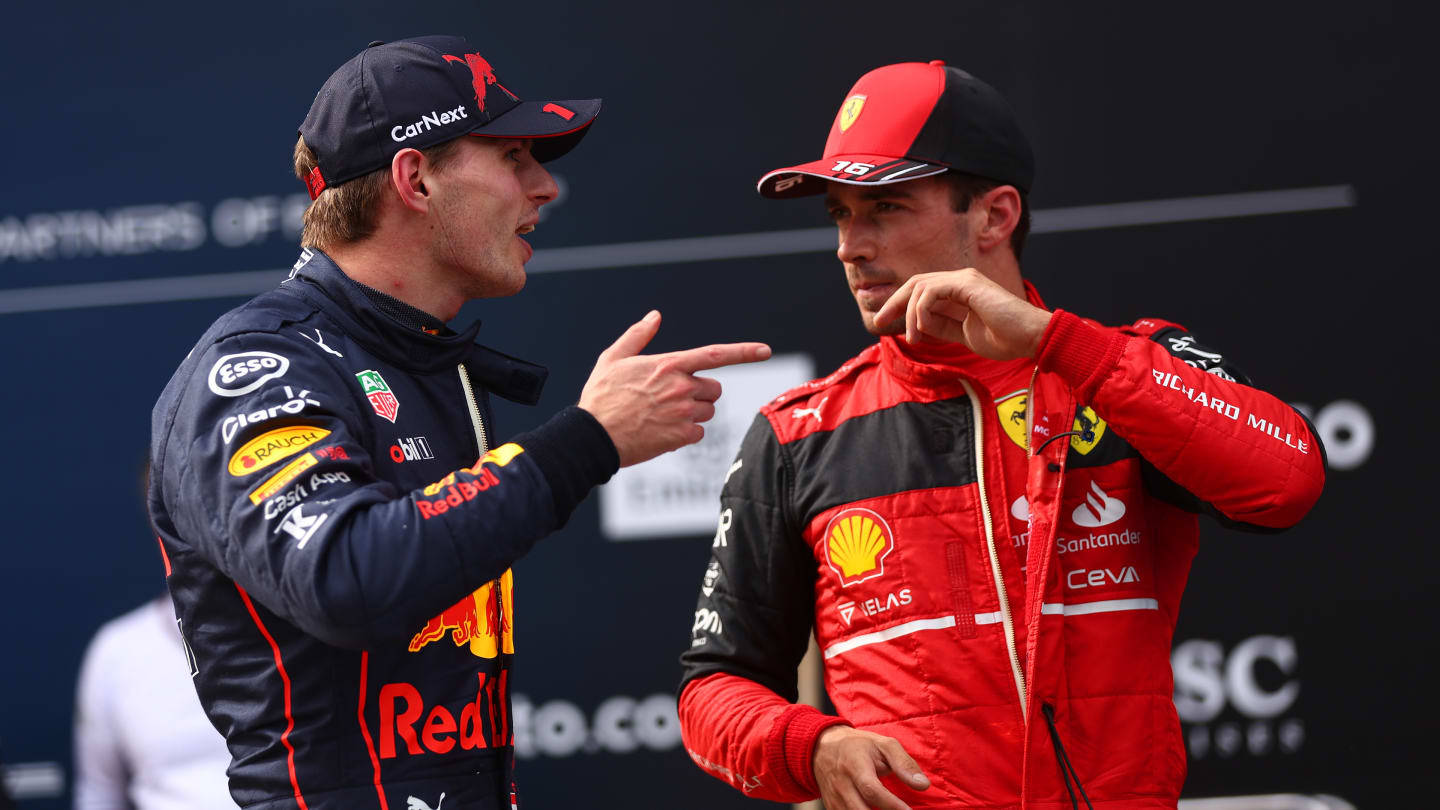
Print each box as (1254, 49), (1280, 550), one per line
(149, 35), (770, 810)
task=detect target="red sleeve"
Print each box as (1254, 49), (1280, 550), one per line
(1038, 310), (1324, 529)
(678, 672), (850, 802)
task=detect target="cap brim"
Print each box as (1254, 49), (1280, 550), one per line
(468, 98), (602, 162)
(757, 154), (948, 199)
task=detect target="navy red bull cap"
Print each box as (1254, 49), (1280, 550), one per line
(758, 60), (1033, 199)
(299, 35), (601, 199)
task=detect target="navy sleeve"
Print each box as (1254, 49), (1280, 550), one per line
(155, 331), (615, 649)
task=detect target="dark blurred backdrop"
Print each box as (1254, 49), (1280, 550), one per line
(0, 1), (1424, 807)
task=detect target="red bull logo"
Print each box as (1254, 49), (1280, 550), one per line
(415, 467), (502, 519)
(378, 669), (511, 758)
(442, 52), (518, 113)
(409, 569), (515, 658)
(415, 444), (526, 520)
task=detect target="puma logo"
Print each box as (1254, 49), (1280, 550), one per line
(299, 329), (343, 358)
(406, 792), (445, 810)
(792, 396), (828, 423)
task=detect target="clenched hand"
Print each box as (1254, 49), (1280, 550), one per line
(579, 311), (771, 467)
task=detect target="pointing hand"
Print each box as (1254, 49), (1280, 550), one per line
(579, 311), (771, 467)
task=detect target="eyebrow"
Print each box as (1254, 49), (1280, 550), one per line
(825, 186), (917, 207)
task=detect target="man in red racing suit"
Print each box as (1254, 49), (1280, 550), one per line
(677, 61), (1324, 810)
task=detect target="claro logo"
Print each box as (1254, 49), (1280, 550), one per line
(1172, 635), (1303, 759)
(511, 693), (681, 759)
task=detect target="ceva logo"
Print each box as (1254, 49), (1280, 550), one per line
(1071, 481), (1127, 528)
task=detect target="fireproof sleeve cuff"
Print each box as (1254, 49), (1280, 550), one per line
(1036, 309), (1129, 402)
(508, 405), (619, 525)
(766, 704), (851, 797)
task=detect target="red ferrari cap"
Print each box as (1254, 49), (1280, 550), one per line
(758, 60), (1034, 199)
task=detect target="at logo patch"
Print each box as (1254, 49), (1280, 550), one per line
(839, 95), (866, 132)
(1070, 406), (1107, 455)
(228, 426), (330, 476)
(996, 391), (1029, 449)
(356, 369), (400, 423)
(823, 507), (895, 587)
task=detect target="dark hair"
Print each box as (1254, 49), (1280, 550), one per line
(943, 171), (1030, 261)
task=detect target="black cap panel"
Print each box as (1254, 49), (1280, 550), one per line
(759, 61), (1035, 198)
(909, 67), (1035, 192)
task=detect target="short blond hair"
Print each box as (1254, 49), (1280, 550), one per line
(293, 136), (463, 251)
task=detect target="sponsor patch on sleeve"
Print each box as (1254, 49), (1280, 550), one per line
(208, 351), (289, 397)
(228, 425), (331, 476)
(248, 453), (319, 505)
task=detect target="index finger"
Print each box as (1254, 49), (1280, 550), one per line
(873, 276), (921, 328)
(666, 342), (772, 373)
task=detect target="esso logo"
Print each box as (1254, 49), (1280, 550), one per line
(1172, 635), (1299, 723)
(208, 352), (289, 397)
(512, 693), (682, 759)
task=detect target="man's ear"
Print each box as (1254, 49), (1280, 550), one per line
(390, 148), (430, 214)
(974, 185), (1022, 253)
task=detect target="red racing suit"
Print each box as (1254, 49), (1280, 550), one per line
(677, 286), (1324, 809)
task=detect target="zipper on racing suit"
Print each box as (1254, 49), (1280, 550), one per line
(1023, 366), (1094, 810)
(456, 364), (490, 456)
(960, 379), (1028, 720)
(458, 362), (518, 805)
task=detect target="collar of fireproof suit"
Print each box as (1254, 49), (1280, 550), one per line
(281, 248), (547, 405)
(879, 279), (1048, 388)
(354, 281), (454, 336)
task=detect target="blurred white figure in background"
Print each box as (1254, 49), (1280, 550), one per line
(73, 595), (237, 810)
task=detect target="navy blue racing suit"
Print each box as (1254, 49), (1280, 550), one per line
(148, 248), (618, 809)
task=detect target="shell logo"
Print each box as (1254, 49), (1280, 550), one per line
(823, 507), (895, 587)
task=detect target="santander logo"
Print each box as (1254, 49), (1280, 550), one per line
(1071, 481), (1127, 528)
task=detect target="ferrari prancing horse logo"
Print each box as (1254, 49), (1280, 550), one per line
(995, 393), (1107, 455)
(839, 95), (866, 132)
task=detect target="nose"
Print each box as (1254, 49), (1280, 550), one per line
(523, 157), (559, 207)
(836, 218), (876, 265)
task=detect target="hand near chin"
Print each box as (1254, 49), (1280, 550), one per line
(872, 268), (1052, 360)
